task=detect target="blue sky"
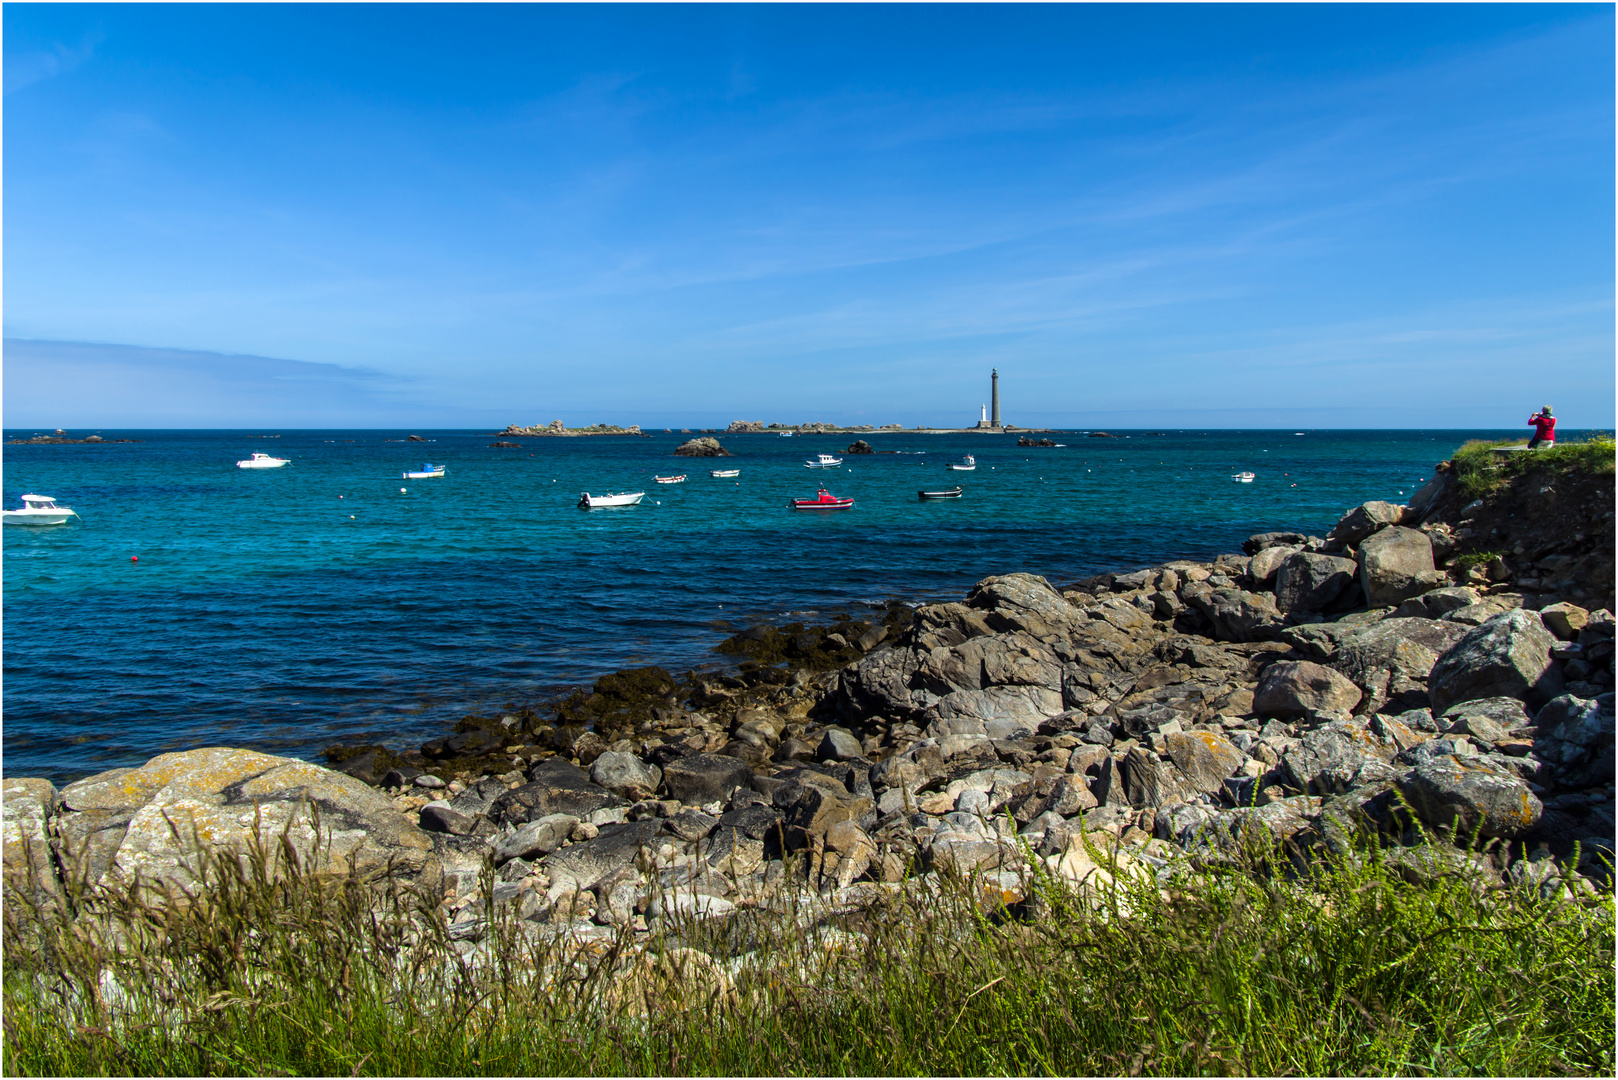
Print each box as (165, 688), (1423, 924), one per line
(3, 3), (1613, 429)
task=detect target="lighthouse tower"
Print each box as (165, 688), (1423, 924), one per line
(990, 368), (1001, 429)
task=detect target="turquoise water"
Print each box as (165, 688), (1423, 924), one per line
(3, 427), (1528, 782)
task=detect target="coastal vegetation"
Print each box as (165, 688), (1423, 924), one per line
(4, 824), (1611, 1077)
(1451, 434), (1616, 500)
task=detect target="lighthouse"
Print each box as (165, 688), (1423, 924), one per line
(991, 368), (1001, 429)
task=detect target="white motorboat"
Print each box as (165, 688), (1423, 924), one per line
(946, 455), (977, 471)
(710, 469), (740, 477)
(805, 454), (843, 468)
(778, 431), (794, 437)
(237, 452), (290, 469)
(403, 463), (446, 479)
(1232, 472), (1256, 483)
(3, 493), (78, 526)
(578, 491), (646, 508)
(653, 474), (687, 484)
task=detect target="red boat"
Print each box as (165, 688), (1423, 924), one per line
(790, 487), (854, 510)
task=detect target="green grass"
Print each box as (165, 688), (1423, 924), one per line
(1452, 434), (1616, 501)
(5, 826), (1613, 1076)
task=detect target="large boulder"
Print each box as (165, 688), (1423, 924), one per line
(1274, 553), (1358, 614)
(963, 574), (1085, 639)
(1253, 661), (1364, 718)
(1327, 501), (1405, 548)
(1330, 617), (1471, 714)
(1181, 584), (1282, 642)
(1427, 611), (1564, 716)
(50, 748), (440, 897)
(1397, 761), (1543, 840)
(1357, 527), (1438, 607)
(1247, 545), (1300, 589)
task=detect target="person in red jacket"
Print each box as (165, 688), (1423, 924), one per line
(1527, 406), (1556, 449)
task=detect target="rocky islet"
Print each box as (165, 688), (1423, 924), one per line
(5, 448), (1614, 948)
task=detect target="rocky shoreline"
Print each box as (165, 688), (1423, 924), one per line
(6, 448), (1614, 945)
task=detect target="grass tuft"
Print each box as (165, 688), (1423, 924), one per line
(5, 823), (1613, 1076)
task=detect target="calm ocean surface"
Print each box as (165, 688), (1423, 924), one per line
(3, 427), (1532, 783)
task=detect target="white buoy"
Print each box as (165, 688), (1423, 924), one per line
(400, 487), (407, 493)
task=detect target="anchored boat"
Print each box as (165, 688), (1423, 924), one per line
(790, 488), (854, 510)
(710, 468), (740, 478)
(3, 493), (78, 526)
(918, 486), (963, 500)
(946, 455), (976, 471)
(578, 491), (646, 508)
(237, 452), (290, 469)
(653, 474), (687, 484)
(804, 454), (843, 468)
(403, 463), (446, 479)
(1232, 472), (1255, 483)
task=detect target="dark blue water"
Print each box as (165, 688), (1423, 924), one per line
(3, 428), (1530, 783)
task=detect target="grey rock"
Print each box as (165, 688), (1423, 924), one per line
(1162, 731), (1246, 795)
(51, 748), (440, 897)
(1327, 500), (1405, 548)
(1397, 761), (1543, 840)
(1181, 584), (1282, 642)
(489, 770), (624, 827)
(1330, 617), (1470, 714)
(1119, 747), (1189, 809)
(2, 778), (64, 914)
(1439, 696), (1532, 731)
(1357, 527), (1438, 607)
(1280, 721), (1395, 795)
(1254, 661), (1364, 718)
(494, 813), (579, 865)
(664, 808), (720, 842)
(661, 754), (754, 805)
(1532, 694), (1616, 787)
(543, 819), (666, 892)
(1395, 587), (1481, 620)
(1428, 610), (1565, 716)
(591, 753), (662, 801)
(419, 801), (479, 836)
(1247, 544), (1300, 588)
(1274, 553), (1359, 614)
(817, 729), (864, 762)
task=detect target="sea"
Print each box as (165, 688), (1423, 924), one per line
(3, 427), (1542, 784)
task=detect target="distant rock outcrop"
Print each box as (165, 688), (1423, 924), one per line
(674, 437), (732, 457)
(847, 440), (874, 454)
(1018, 436), (1058, 447)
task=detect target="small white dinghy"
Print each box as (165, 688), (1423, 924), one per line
(579, 491), (646, 508)
(710, 468), (740, 478)
(654, 474), (687, 484)
(403, 463), (447, 479)
(805, 454), (843, 468)
(946, 454), (977, 471)
(3, 493), (78, 526)
(1232, 472), (1255, 483)
(237, 452), (290, 469)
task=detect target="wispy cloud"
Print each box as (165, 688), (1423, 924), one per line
(4, 30), (102, 95)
